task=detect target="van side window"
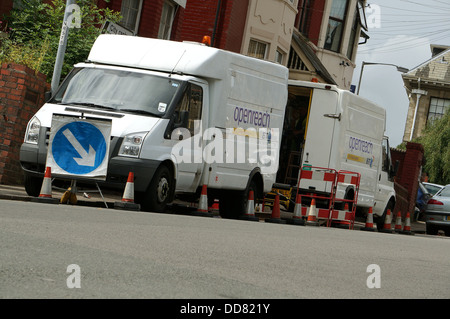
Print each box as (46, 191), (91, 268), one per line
(173, 83), (203, 136)
(381, 138), (390, 172)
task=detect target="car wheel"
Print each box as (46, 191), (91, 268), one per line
(142, 165), (173, 213)
(426, 223), (438, 235)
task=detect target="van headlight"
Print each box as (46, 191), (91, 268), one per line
(24, 116), (41, 144)
(118, 132), (148, 157)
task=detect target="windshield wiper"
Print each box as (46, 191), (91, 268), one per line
(59, 102), (116, 110)
(119, 109), (159, 117)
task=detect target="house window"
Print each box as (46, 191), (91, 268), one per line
(324, 0), (349, 53)
(428, 97), (450, 124)
(248, 39), (268, 60)
(120, 0), (142, 33)
(276, 48), (285, 64)
(297, 0), (313, 37)
(346, 10), (358, 60)
(158, 1), (176, 40)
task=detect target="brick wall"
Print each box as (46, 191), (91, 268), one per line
(0, 63), (47, 185)
(391, 142), (425, 219)
(0, 0), (13, 18)
(98, 0), (248, 52)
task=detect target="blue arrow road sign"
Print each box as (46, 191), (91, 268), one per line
(52, 121), (108, 175)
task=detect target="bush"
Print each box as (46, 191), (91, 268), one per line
(0, 0), (121, 81)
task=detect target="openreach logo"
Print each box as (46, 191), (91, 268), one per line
(171, 121), (280, 174)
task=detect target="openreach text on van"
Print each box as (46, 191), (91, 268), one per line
(171, 121), (280, 170)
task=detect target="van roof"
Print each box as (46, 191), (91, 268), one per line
(88, 35), (288, 81)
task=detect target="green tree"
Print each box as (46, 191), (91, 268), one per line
(0, 0), (121, 82)
(420, 109), (450, 185)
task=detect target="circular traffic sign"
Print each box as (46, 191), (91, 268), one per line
(52, 121), (108, 175)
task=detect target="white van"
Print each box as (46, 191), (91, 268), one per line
(20, 35), (289, 217)
(277, 80), (397, 228)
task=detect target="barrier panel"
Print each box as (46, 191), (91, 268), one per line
(329, 170), (361, 229)
(295, 166), (337, 223)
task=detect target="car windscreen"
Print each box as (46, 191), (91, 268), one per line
(52, 67), (181, 117)
(437, 186), (450, 197)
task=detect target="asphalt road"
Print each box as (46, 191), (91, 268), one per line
(1, 199), (449, 299)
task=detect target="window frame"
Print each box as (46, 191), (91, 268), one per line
(120, 0), (143, 34)
(247, 39), (269, 60)
(158, 0), (177, 40)
(427, 97), (450, 124)
(324, 0), (349, 53)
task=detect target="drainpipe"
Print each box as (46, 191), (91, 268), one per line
(211, 0), (222, 47)
(410, 78), (427, 141)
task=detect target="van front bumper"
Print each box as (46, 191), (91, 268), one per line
(20, 141), (159, 193)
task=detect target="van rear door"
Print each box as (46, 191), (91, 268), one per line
(302, 88), (339, 168)
(300, 88), (339, 191)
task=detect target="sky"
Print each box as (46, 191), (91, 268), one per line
(351, 0), (450, 147)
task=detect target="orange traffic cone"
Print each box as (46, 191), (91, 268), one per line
(39, 167), (52, 198)
(394, 211), (403, 233)
(114, 172), (140, 211)
(239, 190), (259, 222)
(400, 212), (414, 235)
(35, 167), (58, 204)
(265, 194), (286, 224)
(306, 198), (319, 226)
(361, 207), (376, 231)
(380, 209), (394, 233)
(287, 194), (305, 226)
(193, 184), (214, 217)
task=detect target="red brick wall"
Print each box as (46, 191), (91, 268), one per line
(0, 0), (13, 19)
(98, 0), (248, 52)
(295, 0), (325, 46)
(218, 0), (248, 52)
(391, 142), (425, 218)
(0, 63), (47, 185)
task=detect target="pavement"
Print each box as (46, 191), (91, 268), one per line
(0, 183), (427, 234)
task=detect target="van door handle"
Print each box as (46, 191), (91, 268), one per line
(323, 113), (341, 121)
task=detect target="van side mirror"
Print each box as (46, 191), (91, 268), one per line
(164, 110), (190, 139)
(174, 110), (189, 129)
(44, 91), (52, 103)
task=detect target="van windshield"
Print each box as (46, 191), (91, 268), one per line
(52, 67), (181, 117)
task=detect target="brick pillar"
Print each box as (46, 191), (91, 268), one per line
(401, 142), (425, 216)
(0, 63), (47, 185)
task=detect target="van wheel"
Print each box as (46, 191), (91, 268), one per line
(376, 200), (395, 231)
(219, 180), (261, 219)
(24, 174), (43, 197)
(142, 165), (173, 213)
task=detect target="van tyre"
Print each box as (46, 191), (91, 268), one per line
(377, 200), (395, 231)
(24, 174), (43, 197)
(143, 165), (173, 213)
(219, 180), (261, 219)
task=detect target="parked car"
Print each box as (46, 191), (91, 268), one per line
(422, 182), (444, 196)
(424, 184), (450, 236)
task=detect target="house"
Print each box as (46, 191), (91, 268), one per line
(402, 44), (450, 141)
(98, 0), (369, 89)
